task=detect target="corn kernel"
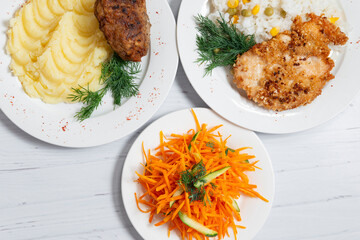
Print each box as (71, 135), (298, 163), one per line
(242, 0), (250, 4)
(329, 17), (339, 24)
(213, 48), (220, 54)
(227, 0), (239, 8)
(232, 14), (239, 24)
(252, 4), (260, 15)
(270, 27), (279, 37)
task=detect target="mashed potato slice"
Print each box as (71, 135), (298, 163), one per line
(7, 0), (112, 104)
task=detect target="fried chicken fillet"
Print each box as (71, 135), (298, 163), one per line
(233, 14), (348, 111)
(95, 0), (150, 62)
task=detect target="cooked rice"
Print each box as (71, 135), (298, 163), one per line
(209, 0), (347, 43)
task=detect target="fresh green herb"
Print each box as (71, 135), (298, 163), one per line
(69, 53), (141, 121)
(70, 86), (107, 121)
(205, 141), (215, 149)
(101, 54), (140, 105)
(225, 148), (235, 156)
(179, 160), (207, 204)
(188, 131), (201, 151)
(195, 14), (256, 75)
(163, 210), (173, 216)
(210, 182), (217, 189)
(191, 160), (205, 173)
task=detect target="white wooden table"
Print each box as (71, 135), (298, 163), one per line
(1, 1), (360, 239)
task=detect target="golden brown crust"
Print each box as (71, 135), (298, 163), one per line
(233, 14), (348, 111)
(94, 0), (150, 62)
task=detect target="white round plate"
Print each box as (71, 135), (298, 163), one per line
(0, 0), (178, 148)
(122, 108), (275, 240)
(177, 0), (360, 134)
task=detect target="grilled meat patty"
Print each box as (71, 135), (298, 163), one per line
(233, 14), (348, 111)
(95, 0), (150, 62)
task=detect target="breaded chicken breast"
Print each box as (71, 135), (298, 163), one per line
(233, 14), (348, 111)
(95, 0), (150, 62)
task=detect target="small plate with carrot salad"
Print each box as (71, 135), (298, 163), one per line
(121, 108), (274, 240)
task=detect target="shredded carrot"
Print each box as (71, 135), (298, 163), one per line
(185, 191), (191, 217)
(135, 109), (268, 240)
(135, 193), (152, 213)
(191, 109), (201, 131)
(172, 200), (186, 220)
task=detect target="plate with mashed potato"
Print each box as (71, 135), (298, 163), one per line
(178, 0), (360, 133)
(0, 0), (178, 147)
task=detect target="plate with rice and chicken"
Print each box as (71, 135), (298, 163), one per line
(178, 0), (360, 134)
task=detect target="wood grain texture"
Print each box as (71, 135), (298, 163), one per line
(0, 1), (360, 239)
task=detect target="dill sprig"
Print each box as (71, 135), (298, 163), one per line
(179, 160), (209, 204)
(205, 141), (215, 149)
(70, 86), (107, 121)
(195, 14), (256, 75)
(69, 53), (141, 121)
(225, 147), (235, 156)
(101, 54), (141, 106)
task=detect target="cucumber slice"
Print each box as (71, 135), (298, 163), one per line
(169, 188), (184, 208)
(191, 159), (205, 173)
(231, 197), (240, 212)
(178, 211), (218, 237)
(194, 166), (231, 188)
(188, 131), (200, 151)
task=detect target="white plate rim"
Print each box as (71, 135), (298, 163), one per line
(0, 0), (179, 148)
(177, 0), (360, 134)
(121, 108), (275, 240)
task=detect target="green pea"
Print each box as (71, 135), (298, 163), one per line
(227, 8), (238, 16)
(264, 7), (274, 16)
(280, 9), (287, 18)
(241, 9), (252, 17)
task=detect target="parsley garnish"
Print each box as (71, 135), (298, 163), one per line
(69, 53), (141, 121)
(195, 14), (256, 75)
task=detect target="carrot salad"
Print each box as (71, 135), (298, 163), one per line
(135, 109), (268, 240)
